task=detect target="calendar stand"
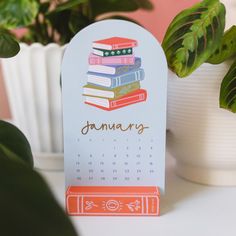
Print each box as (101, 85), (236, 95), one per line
(62, 20), (167, 217)
(66, 186), (160, 216)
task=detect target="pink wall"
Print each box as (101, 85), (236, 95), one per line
(125, 0), (199, 42)
(0, 0), (199, 119)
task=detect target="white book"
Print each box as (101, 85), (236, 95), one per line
(88, 65), (116, 75)
(92, 48), (105, 56)
(83, 86), (114, 98)
(85, 96), (110, 108)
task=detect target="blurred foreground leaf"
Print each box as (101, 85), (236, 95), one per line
(0, 157), (78, 236)
(0, 120), (33, 167)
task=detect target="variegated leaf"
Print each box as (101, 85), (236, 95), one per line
(207, 25), (236, 64)
(0, 0), (39, 29)
(162, 0), (225, 77)
(0, 29), (20, 58)
(220, 59), (236, 113)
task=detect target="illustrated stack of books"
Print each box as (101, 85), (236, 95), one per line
(83, 36), (147, 111)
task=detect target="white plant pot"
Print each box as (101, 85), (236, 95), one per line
(1, 43), (66, 170)
(167, 62), (236, 186)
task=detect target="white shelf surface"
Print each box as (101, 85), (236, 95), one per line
(39, 152), (236, 236)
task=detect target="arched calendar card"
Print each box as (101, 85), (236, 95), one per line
(62, 20), (167, 216)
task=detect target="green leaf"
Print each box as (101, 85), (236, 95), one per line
(220, 59), (236, 113)
(0, 29), (20, 58)
(207, 25), (236, 64)
(0, 120), (33, 167)
(46, 10), (74, 44)
(50, 0), (88, 14)
(0, 0), (39, 29)
(162, 0), (225, 77)
(0, 158), (77, 236)
(90, 0), (153, 17)
(69, 11), (92, 34)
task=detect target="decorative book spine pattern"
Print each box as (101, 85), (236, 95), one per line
(112, 81), (140, 99)
(93, 48), (133, 57)
(88, 54), (135, 65)
(84, 37), (147, 110)
(110, 89), (146, 108)
(66, 186), (160, 216)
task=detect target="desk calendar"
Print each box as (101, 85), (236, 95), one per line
(61, 20), (167, 216)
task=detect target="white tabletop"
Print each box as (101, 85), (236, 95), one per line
(39, 152), (236, 236)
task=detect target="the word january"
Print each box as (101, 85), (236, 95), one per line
(81, 121), (149, 135)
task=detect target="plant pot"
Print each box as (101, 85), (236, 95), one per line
(1, 43), (66, 170)
(167, 61), (236, 186)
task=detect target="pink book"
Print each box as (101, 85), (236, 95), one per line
(88, 53), (135, 65)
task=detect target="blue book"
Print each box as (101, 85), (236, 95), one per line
(87, 68), (145, 89)
(88, 57), (141, 75)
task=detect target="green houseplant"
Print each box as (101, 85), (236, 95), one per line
(0, 0), (153, 170)
(0, 32), (78, 235)
(162, 0), (236, 185)
(0, 0), (153, 50)
(0, 120), (78, 236)
(0, 7), (81, 235)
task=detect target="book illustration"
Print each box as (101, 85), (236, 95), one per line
(92, 36), (138, 50)
(88, 54), (135, 65)
(83, 81), (140, 99)
(87, 68), (144, 88)
(92, 47), (133, 57)
(88, 57), (141, 75)
(85, 89), (147, 111)
(84, 36), (147, 111)
(66, 186), (160, 216)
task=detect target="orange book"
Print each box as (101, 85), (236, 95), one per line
(66, 186), (160, 216)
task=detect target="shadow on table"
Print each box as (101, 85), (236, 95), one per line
(161, 153), (208, 215)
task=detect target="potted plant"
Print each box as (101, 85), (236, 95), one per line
(0, 23), (78, 236)
(0, 0), (153, 170)
(162, 0), (236, 185)
(0, 120), (78, 236)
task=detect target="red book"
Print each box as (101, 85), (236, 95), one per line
(92, 37), (138, 50)
(66, 186), (160, 216)
(85, 89), (147, 111)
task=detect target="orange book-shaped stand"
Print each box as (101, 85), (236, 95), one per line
(66, 186), (160, 216)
